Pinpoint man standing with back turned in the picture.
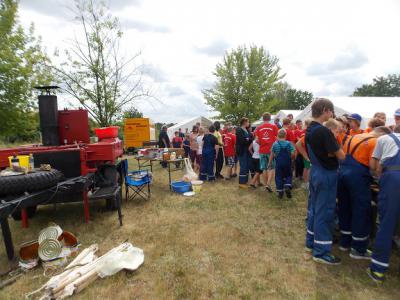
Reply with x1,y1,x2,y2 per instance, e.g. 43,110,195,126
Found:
305,98,345,264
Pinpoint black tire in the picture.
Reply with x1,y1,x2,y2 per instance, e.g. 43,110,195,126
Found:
0,169,63,196
11,206,37,221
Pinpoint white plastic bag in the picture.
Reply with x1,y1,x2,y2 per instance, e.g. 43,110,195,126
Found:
183,158,198,182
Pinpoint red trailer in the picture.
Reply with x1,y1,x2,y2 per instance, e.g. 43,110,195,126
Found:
0,86,126,262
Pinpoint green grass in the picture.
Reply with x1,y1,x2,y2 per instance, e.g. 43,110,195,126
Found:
0,156,399,299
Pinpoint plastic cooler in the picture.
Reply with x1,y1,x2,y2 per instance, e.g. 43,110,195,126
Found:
94,126,119,139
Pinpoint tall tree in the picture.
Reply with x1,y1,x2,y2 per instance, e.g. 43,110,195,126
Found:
203,45,284,124
55,0,150,127
352,74,400,96
285,88,313,110
123,106,143,119
0,0,53,141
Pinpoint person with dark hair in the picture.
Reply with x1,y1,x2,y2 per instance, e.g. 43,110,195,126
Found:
274,117,282,129
367,124,400,282
236,118,253,187
178,128,185,138
254,112,278,192
337,126,389,261
158,125,171,168
213,121,224,179
305,98,345,265
189,125,199,166
199,125,218,181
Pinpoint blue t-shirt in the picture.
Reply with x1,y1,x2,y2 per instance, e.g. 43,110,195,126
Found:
271,140,295,156
183,140,190,155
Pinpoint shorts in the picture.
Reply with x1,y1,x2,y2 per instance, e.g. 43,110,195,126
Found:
303,158,311,169
226,156,236,168
251,158,262,174
260,154,275,170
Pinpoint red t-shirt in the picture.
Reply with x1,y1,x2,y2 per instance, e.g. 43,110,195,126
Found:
285,128,296,143
223,133,236,157
294,129,305,141
254,123,278,154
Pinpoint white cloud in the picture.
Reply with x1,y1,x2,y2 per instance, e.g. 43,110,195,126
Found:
17,0,400,123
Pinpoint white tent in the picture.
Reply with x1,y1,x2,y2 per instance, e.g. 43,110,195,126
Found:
296,97,400,129
167,116,213,138
275,110,302,121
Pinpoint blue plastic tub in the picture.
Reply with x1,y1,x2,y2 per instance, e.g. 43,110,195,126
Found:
171,181,192,193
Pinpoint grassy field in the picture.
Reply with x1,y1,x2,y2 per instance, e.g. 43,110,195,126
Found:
0,156,399,299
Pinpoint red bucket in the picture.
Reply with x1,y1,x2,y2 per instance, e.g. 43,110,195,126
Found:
94,126,119,139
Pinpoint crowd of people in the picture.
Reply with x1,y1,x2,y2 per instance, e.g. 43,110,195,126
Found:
158,98,400,283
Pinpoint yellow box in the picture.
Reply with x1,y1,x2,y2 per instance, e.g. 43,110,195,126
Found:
8,155,30,169
123,118,155,149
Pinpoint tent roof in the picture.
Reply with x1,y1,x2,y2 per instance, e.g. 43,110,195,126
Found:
276,110,302,118
296,97,400,127
168,116,212,131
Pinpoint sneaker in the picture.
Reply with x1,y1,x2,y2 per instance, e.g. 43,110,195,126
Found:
313,254,341,265
216,174,224,179
285,189,292,198
265,185,273,193
366,268,385,283
338,246,350,252
350,248,372,260
249,184,257,189
278,191,284,199
231,173,238,178
238,184,248,189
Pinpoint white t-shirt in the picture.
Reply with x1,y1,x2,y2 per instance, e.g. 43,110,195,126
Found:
252,140,260,159
196,135,204,155
372,133,400,164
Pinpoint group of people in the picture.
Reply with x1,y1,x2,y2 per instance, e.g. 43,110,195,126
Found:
158,99,400,282
301,98,400,283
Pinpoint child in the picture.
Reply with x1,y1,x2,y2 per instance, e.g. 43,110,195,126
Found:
223,126,236,179
199,125,219,181
269,129,296,199
249,137,262,188
183,134,190,158
324,118,340,138
196,127,205,171
172,131,183,148
295,119,312,189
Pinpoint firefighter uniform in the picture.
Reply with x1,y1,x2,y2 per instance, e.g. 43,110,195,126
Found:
305,122,340,258
370,133,400,274
337,134,376,253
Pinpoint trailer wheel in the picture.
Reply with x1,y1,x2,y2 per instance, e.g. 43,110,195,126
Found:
11,206,37,221
0,169,63,196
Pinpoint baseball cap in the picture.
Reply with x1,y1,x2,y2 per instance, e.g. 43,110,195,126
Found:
394,108,400,117
347,113,362,122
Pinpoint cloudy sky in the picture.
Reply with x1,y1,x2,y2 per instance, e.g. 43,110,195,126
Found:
19,0,400,123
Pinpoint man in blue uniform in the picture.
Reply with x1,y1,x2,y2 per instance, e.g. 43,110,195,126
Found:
367,125,400,282
305,98,345,265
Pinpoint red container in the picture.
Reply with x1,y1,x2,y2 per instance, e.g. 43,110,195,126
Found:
94,126,119,139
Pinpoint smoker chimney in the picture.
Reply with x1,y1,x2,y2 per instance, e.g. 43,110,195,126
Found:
35,86,60,146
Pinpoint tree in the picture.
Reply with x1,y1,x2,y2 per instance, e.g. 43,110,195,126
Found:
203,45,285,124
123,106,143,119
285,88,313,110
55,0,150,127
352,74,400,96
0,0,53,141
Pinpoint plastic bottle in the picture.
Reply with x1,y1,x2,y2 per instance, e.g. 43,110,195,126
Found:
29,153,34,171
11,155,19,169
